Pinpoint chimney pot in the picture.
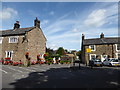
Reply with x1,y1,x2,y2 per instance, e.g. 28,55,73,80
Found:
82,34,85,40
14,21,20,29
100,33,104,38
34,17,40,28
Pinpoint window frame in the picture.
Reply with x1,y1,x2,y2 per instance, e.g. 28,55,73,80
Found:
90,54,96,60
116,53,120,59
9,36,19,43
5,51,13,60
89,45,96,51
116,44,120,51
0,37,3,44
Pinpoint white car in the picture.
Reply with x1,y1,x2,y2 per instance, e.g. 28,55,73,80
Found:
89,59,103,67
103,58,120,67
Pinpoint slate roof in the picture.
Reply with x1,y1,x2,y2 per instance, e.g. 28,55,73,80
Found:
83,37,120,45
0,27,35,37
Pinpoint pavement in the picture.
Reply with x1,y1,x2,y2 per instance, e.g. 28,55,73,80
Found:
1,63,120,89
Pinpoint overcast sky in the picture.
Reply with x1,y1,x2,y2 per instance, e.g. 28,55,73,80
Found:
0,2,118,51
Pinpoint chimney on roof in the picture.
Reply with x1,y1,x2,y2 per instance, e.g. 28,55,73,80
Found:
14,21,20,29
100,33,104,38
34,17,40,28
82,34,85,40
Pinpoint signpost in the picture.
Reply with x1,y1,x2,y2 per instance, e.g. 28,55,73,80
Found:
86,48,91,53
86,48,91,66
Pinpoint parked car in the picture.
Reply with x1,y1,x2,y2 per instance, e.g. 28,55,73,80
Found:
89,59,103,67
103,58,120,67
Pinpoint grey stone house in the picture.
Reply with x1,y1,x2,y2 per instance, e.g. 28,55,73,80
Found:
81,33,120,65
0,18,46,63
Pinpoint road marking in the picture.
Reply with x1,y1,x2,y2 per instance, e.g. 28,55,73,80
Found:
0,69,8,74
27,67,39,70
19,67,36,72
7,67,25,73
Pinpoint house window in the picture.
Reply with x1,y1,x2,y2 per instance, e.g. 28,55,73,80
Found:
9,36,18,43
0,37,3,44
5,51,13,60
116,53,120,60
90,54,96,60
89,45,96,51
116,44,120,51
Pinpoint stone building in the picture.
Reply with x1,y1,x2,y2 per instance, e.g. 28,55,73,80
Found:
81,33,120,65
0,18,46,63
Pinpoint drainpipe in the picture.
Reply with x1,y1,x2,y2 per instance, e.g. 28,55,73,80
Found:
112,44,114,58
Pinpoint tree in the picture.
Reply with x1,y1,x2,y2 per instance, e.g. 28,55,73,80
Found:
56,47,66,56
76,50,81,60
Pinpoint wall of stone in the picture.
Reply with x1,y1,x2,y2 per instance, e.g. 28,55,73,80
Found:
26,27,46,61
84,44,117,65
1,35,27,62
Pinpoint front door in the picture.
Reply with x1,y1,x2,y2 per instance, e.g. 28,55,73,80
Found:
101,55,107,62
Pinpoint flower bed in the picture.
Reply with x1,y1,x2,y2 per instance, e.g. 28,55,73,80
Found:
12,62,19,66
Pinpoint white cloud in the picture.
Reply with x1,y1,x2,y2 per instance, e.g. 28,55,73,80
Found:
84,9,106,27
44,3,118,50
41,20,49,27
0,8,18,20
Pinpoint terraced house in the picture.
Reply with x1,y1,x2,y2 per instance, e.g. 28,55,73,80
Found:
0,18,46,63
81,33,120,65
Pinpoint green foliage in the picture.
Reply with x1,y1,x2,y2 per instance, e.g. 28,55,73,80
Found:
56,47,66,56
76,50,81,60
60,60,71,64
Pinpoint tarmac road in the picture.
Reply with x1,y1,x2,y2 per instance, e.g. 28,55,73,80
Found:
1,63,120,89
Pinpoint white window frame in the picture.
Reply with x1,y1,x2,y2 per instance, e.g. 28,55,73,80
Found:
90,54,96,60
101,55,108,62
89,45,96,51
115,44,120,51
116,53,120,59
5,51,13,60
9,36,19,43
0,37,3,44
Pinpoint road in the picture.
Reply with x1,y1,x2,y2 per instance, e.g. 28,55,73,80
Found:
1,63,120,89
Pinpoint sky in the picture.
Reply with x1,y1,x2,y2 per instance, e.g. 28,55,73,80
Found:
0,2,118,51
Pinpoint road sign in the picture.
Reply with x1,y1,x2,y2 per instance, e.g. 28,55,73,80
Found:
86,48,91,53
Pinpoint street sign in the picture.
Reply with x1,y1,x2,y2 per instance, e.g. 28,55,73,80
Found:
86,48,91,53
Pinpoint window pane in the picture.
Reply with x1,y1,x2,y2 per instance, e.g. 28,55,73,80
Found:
117,44,120,50
91,55,96,60
118,54,120,60
90,45,95,50
10,37,18,43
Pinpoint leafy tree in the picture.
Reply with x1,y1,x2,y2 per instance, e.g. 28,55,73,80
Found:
76,50,81,60
56,47,66,56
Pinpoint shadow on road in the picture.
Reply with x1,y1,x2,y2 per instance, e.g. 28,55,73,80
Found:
5,65,120,89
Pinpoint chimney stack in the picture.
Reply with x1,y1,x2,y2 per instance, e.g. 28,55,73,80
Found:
100,33,104,38
14,21,20,29
34,17,40,28
82,34,85,40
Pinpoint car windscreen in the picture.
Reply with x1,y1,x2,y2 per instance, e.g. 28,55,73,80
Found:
94,59,101,62
111,59,118,62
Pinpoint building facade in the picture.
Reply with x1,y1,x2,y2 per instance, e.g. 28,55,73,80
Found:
0,18,46,63
81,33,120,65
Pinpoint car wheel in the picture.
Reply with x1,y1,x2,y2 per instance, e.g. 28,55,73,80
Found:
109,63,112,67
100,65,103,67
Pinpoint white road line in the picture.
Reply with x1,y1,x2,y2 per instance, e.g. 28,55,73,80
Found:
0,69,8,74
19,67,36,72
27,67,39,70
7,67,25,73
